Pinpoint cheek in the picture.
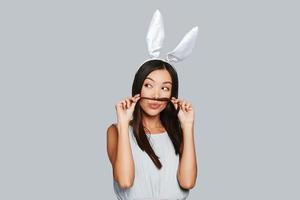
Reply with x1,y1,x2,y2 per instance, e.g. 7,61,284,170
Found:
140,89,149,97
139,100,147,109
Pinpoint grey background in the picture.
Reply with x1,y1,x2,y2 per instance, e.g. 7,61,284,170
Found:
0,0,299,199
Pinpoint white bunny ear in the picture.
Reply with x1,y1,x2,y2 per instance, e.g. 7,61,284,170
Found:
146,9,165,58
166,26,199,63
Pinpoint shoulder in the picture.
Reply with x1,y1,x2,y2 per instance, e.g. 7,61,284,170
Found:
106,123,118,165
107,123,133,138
107,123,118,145
107,123,118,135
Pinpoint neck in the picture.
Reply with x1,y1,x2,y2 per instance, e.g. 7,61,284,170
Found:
142,114,163,128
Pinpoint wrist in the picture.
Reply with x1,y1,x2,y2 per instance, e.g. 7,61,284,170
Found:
181,122,194,130
181,123,194,138
117,116,130,124
117,120,129,127
117,121,129,134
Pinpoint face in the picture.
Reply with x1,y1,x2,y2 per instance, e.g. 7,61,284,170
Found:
139,69,173,117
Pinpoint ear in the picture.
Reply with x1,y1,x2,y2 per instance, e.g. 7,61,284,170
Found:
166,26,199,63
146,9,165,58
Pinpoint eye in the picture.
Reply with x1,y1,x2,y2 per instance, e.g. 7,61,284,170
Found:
144,83,152,88
162,87,170,91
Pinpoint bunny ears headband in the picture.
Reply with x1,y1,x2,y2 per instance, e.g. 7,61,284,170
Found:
144,9,199,64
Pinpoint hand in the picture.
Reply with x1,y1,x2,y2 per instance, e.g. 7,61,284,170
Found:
171,97,195,127
115,94,141,124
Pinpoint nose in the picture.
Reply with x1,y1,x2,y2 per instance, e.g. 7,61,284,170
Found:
153,87,161,99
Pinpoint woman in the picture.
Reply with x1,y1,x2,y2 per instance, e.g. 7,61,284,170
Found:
107,59,197,200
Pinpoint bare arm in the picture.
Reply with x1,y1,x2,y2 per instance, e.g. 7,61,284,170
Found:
177,124,197,189
107,122,135,189
107,95,140,189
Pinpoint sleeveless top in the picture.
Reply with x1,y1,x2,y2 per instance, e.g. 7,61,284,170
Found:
113,126,190,200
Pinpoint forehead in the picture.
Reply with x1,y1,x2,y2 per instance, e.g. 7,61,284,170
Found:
145,69,172,82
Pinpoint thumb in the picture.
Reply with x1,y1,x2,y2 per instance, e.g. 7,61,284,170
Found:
129,97,140,111
130,101,137,109
171,99,178,110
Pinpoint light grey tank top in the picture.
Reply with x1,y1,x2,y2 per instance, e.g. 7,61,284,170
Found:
113,126,189,200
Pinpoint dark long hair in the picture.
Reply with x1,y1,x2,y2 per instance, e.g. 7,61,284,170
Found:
130,59,183,169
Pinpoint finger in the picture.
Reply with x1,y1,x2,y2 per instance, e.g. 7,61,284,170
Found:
133,97,141,104
186,104,191,112
185,104,189,112
185,104,190,112
130,93,140,100
171,97,179,103
124,100,129,110
115,102,122,111
125,98,131,109
178,100,188,112
130,98,138,107
177,99,185,108
120,101,126,110
129,96,139,108
131,95,141,103
180,101,187,112
171,97,178,101
174,99,180,104
182,101,189,112
132,94,140,99
175,101,181,111
186,103,192,110
180,103,185,112
172,97,181,103
170,99,178,110
176,99,183,107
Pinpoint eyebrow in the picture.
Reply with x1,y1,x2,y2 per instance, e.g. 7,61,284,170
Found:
145,77,172,85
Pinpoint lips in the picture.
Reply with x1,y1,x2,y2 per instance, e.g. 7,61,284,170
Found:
148,102,161,109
